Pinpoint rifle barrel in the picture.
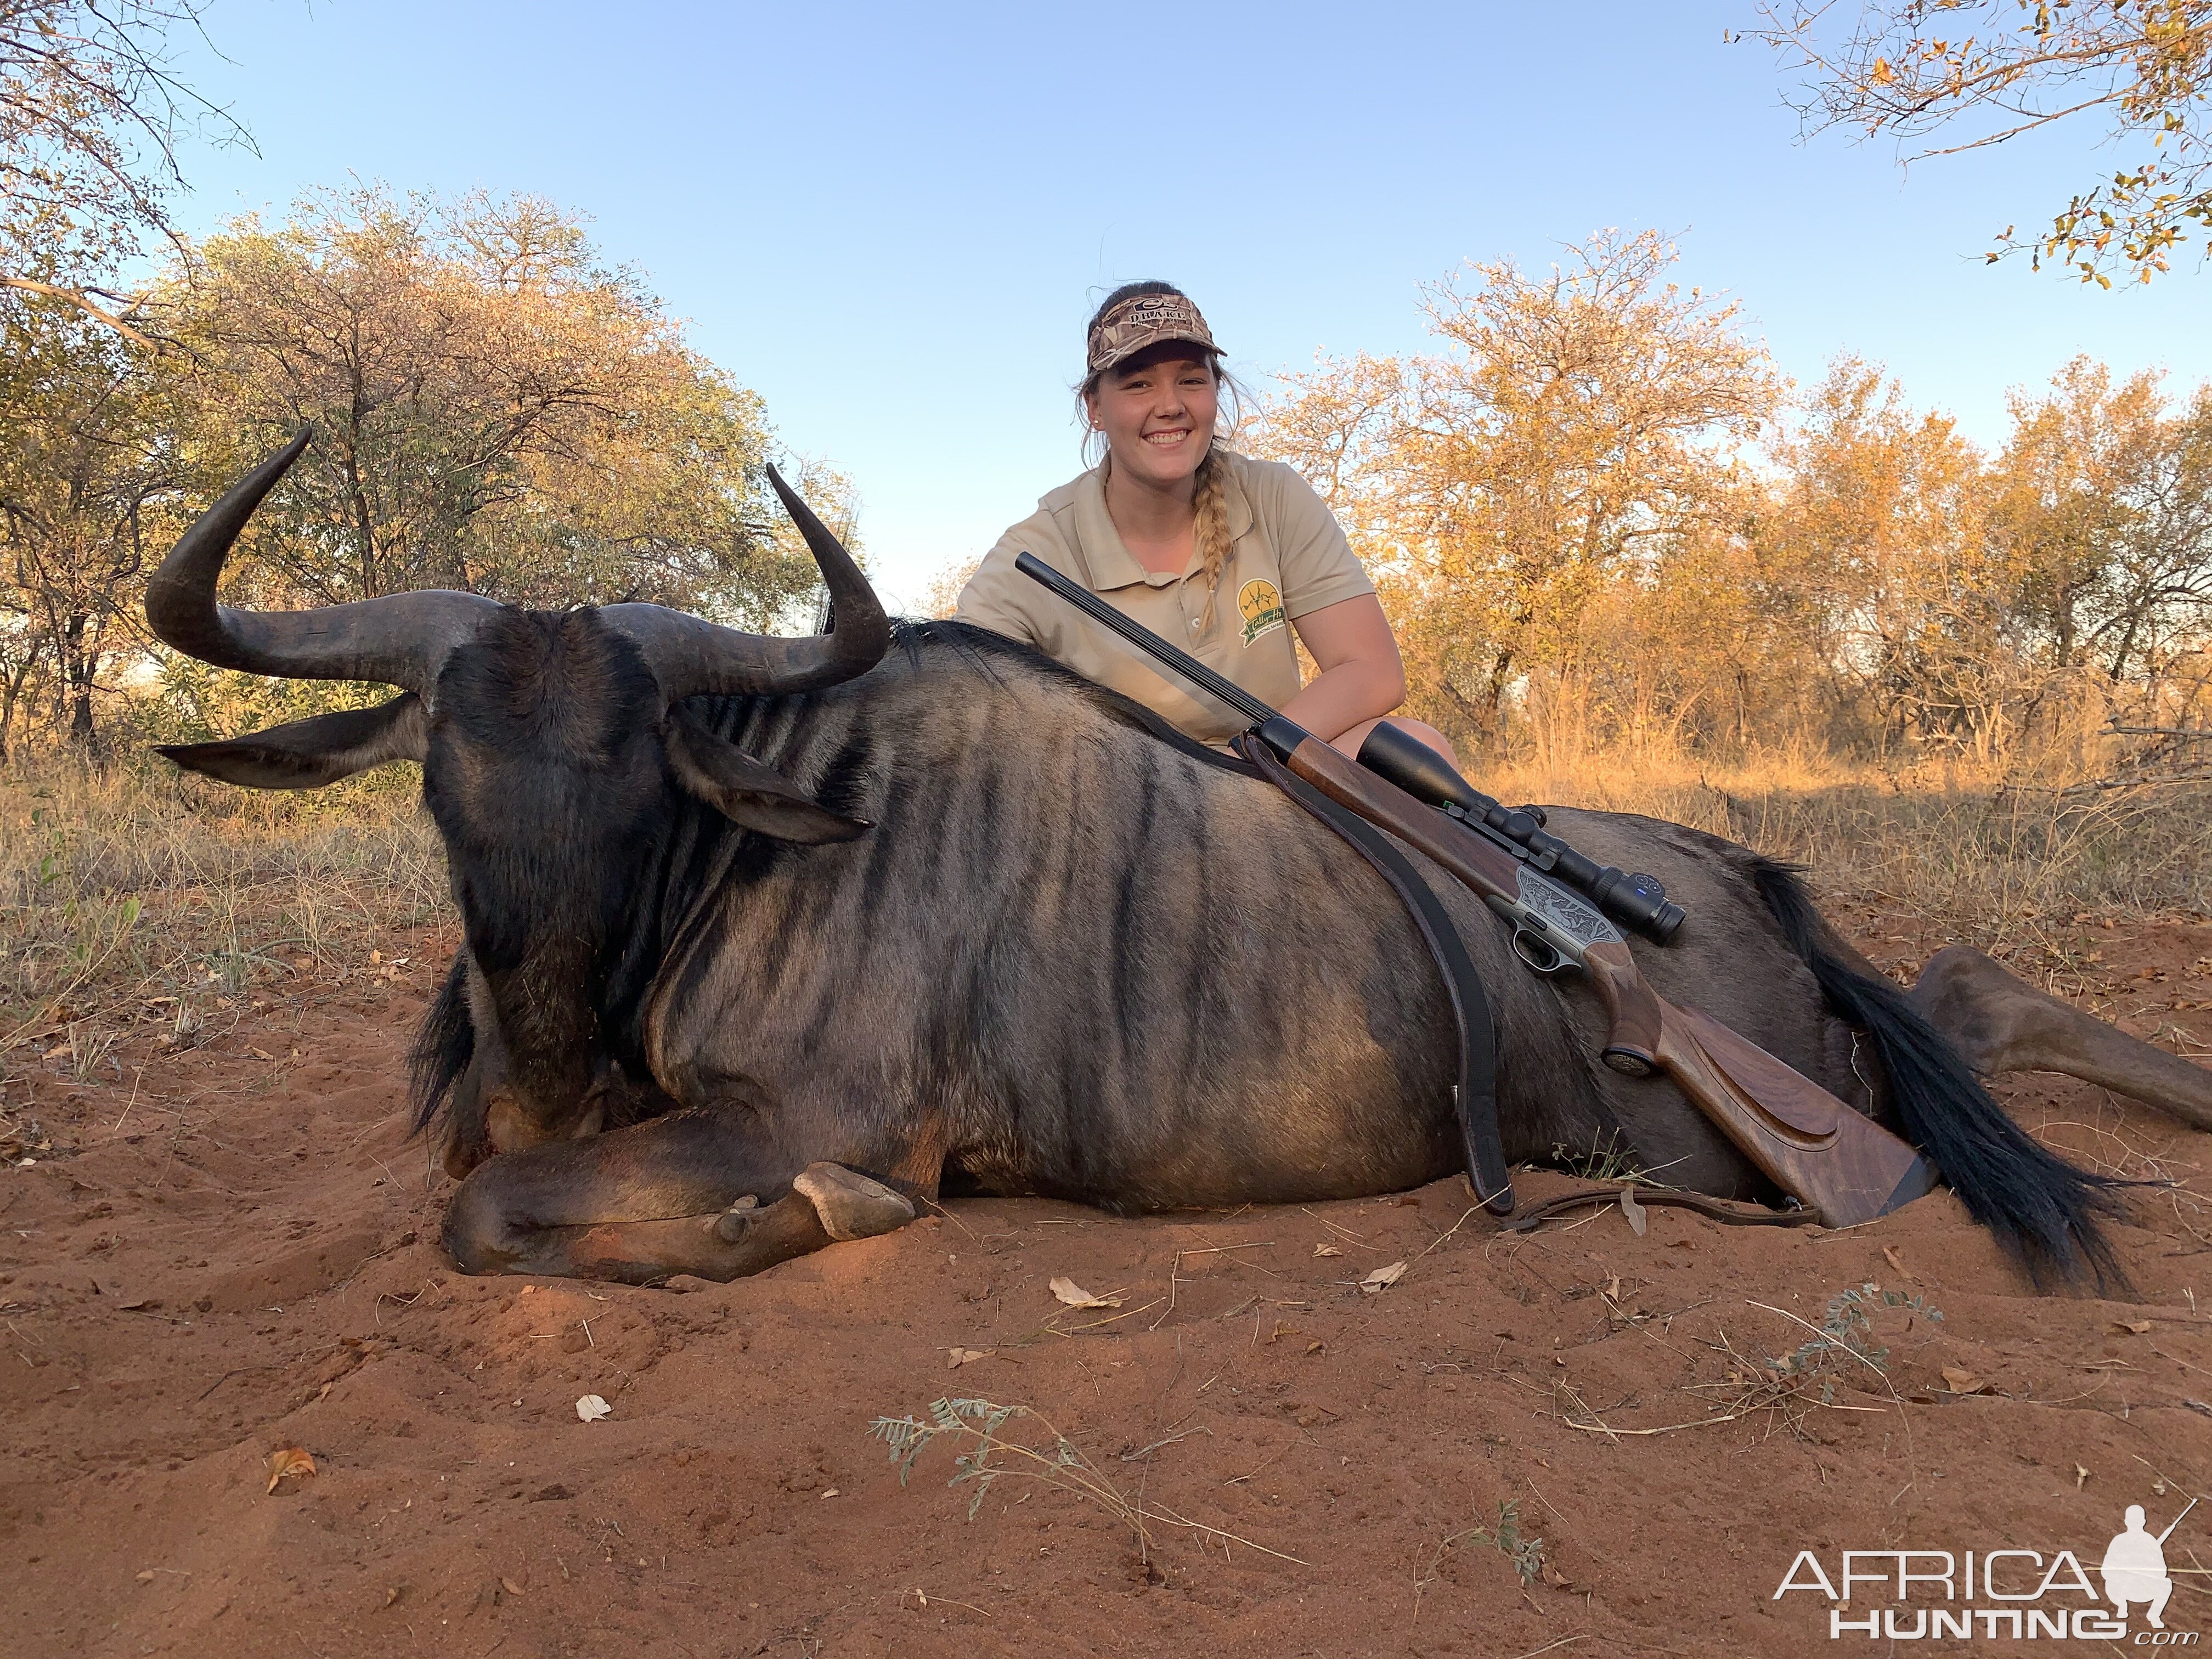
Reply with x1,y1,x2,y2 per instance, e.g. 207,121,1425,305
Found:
1013,551,1275,728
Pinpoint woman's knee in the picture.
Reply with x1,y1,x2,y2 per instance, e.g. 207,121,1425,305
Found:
1353,712,1460,770
1383,716,1460,771
1334,714,1463,772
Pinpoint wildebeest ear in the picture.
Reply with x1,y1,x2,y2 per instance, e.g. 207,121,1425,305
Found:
663,707,871,844
157,693,428,789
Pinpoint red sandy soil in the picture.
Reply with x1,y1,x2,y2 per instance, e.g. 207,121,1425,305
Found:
3,918,2209,1659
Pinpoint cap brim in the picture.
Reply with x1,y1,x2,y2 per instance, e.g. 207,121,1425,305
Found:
1092,331,1222,373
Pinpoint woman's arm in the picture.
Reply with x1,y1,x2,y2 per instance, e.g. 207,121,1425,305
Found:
1278,592,1408,742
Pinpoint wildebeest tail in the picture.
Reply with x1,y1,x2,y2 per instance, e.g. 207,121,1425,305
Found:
409,956,475,1135
1748,855,2125,1287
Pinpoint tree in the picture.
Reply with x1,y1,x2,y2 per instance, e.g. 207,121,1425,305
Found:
164,186,837,625
1250,229,1781,749
1751,0,2212,284
1,0,250,337
0,288,183,757
1760,358,2020,755
1991,357,2212,684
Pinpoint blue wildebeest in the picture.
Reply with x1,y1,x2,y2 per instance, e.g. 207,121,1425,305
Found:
149,438,2210,1287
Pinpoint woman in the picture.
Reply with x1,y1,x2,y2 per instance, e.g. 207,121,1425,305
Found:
956,280,1459,765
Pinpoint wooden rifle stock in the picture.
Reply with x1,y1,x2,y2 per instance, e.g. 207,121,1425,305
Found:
1271,729,1938,1228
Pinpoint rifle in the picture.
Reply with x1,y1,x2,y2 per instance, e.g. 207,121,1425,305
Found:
1016,551,1938,1228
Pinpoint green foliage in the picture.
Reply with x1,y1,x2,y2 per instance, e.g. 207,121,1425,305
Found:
869,1397,1091,1522
1440,1499,1548,1588
1765,1280,1945,1404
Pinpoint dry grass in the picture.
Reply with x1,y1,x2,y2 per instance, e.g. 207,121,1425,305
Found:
0,762,447,1062
1485,752,2211,943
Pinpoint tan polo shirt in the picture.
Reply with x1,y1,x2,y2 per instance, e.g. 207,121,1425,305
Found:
956,449,1374,743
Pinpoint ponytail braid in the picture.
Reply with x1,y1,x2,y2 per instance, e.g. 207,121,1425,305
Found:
1191,447,1233,637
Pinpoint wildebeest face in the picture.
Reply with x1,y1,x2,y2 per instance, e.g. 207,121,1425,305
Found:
144,430,890,1161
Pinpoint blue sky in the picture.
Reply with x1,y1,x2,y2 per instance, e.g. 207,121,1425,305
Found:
161,1,2210,612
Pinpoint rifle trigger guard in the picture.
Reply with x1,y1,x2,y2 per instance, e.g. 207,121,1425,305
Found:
1510,928,1565,975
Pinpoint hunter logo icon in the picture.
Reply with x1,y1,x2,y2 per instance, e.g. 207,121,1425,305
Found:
2104,1499,2192,1629
1238,577,1286,646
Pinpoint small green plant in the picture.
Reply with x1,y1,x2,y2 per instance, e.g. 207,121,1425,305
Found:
1475,1499,1547,1587
871,1397,1106,1524
1766,1282,1944,1404
1429,1499,1548,1589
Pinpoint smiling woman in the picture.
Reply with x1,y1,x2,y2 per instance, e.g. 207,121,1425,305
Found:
955,280,1460,764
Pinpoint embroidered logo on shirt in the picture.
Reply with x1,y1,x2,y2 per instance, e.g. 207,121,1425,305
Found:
1237,578,1286,646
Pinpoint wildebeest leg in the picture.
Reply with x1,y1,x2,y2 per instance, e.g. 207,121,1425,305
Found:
1910,944,2212,1131
441,1107,916,1284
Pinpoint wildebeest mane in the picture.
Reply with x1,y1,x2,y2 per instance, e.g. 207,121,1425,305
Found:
888,617,1256,774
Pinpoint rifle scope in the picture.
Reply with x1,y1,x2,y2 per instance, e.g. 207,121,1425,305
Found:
1356,721,1686,944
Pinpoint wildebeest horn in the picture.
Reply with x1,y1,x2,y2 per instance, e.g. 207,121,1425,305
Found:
145,428,499,693
601,462,892,703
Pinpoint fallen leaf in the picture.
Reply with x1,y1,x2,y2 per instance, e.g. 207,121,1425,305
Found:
820,1488,840,1499
135,1570,155,1583
1939,1365,1993,1395
1541,1561,1572,1590
264,1447,315,1494
1619,1187,1647,1237
1360,1261,1408,1294
1048,1277,1122,1310
500,1577,525,1597
575,1394,611,1423
1881,1245,1916,1283
946,1347,991,1369
2111,1318,2152,1335
1313,1244,1343,1258
2076,1462,2091,1489
1604,1273,1621,1301
246,1046,275,1062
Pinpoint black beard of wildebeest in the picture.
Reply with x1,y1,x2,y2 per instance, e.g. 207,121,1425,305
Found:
148,436,2212,1292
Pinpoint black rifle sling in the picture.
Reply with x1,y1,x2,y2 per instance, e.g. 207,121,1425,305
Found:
1234,735,1513,1214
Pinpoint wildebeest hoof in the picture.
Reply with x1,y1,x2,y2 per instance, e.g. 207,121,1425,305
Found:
793,1163,914,1242
709,1194,760,1242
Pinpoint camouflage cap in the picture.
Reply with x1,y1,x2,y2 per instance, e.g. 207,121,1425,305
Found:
1086,291,1220,375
